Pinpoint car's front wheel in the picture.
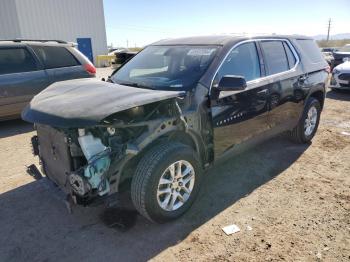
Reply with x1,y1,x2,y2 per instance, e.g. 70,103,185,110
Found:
131,142,202,223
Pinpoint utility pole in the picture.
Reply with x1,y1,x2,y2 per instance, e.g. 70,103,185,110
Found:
126,39,129,48
327,18,331,42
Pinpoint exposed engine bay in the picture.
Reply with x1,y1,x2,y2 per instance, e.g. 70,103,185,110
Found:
29,95,208,206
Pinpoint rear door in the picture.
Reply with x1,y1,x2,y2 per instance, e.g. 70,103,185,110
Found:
30,45,89,83
210,41,271,156
258,40,304,130
0,46,48,119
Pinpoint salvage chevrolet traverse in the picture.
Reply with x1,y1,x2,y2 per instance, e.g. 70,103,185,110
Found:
23,35,328,223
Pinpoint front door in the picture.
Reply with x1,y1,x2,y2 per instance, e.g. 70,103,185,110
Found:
210,41,271,157
77,38,93,63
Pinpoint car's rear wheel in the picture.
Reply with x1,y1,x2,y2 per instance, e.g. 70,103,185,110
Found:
289,97,321,143
131,142,202,223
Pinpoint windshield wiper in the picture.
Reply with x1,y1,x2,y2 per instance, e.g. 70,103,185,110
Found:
118,81,155,90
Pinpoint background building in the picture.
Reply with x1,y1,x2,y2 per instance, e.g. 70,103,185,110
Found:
0,0,108,65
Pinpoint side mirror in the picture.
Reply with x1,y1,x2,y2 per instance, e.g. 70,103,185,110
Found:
217,75,247,91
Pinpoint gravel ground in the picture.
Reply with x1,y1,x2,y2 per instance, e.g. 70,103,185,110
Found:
0,71,349,261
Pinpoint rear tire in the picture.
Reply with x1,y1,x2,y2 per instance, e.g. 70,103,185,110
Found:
131,142,202,223
289,98,321,144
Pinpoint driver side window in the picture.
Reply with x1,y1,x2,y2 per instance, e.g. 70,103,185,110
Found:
215,42,261,83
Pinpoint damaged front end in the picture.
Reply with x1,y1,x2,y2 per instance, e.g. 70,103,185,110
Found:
28,99,191,206
22,79,208,207
32,123,122,205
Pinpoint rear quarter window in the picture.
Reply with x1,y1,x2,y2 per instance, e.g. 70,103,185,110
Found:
283,42,297,68
31,46,80,69
296,39,324,63
0,48,38,75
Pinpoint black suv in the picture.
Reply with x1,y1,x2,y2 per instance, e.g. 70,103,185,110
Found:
23,35,328,223
0,40,96,120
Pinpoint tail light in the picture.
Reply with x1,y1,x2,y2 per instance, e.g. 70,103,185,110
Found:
84,63,96,76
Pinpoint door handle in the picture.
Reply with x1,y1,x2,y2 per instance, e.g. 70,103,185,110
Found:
257,89,268,95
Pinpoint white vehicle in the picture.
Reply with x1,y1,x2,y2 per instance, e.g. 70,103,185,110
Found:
108,48,129,56
330,58,350,90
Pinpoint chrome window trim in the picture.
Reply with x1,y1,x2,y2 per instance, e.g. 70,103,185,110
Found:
210,38,300,95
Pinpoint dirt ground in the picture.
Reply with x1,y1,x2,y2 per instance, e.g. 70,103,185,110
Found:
0,75,349,261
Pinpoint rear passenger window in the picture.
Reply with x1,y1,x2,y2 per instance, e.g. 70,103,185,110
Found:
296,39,324,63
31,46,80,69
283,42,296,68
261,41,289,75
216,42,261,82
0,48,38,75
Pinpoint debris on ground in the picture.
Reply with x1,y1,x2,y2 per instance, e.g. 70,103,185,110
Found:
222,224,240,235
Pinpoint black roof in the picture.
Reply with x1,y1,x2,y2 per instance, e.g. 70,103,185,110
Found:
151,34,313,46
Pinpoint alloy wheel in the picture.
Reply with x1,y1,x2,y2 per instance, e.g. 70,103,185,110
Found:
156,160,195,211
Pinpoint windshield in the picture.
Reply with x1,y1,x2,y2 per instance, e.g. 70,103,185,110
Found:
339,45,350,52
111,45,219,90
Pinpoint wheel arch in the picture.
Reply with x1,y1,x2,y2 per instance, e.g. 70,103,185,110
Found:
308,89,325,110
117,130,206,191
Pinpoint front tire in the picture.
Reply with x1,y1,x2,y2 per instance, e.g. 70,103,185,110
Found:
131,142,202,223
289,97,321,143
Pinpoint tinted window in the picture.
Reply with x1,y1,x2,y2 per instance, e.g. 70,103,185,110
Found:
296,39,324,63
261,41,289,75
31,46,79,69
0,48,38,75
283,42,296,68
216,42,261,82
111,45,218,90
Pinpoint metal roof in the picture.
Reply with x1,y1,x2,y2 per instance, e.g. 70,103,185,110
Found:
150,34,313,46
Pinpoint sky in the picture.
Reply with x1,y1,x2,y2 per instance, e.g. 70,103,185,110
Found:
103,0,350,48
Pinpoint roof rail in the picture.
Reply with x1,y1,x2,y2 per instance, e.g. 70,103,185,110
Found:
0,39,68,44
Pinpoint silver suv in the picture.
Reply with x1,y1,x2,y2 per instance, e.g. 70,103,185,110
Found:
0,39,96,120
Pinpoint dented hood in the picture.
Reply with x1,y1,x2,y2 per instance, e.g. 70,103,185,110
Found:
22,78,184,127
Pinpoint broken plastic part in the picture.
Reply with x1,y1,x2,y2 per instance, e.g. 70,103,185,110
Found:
75,132,112,196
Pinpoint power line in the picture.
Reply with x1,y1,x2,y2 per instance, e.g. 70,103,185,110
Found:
327,18,331,41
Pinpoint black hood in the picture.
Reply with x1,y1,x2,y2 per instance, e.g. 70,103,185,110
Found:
22,78,184,128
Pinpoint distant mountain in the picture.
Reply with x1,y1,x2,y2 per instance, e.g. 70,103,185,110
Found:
312,33,350,40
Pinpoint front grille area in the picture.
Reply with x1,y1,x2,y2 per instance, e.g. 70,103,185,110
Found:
338,73,350,81
37,124,73,191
